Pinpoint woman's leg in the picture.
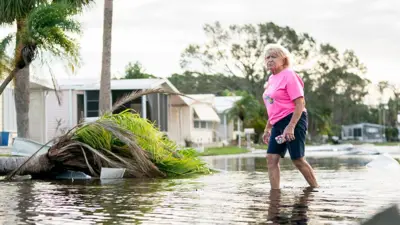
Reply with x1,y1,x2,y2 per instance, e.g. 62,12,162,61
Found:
288,113,318,188
267,127,286,189
292,158,318,188
267,154,281,189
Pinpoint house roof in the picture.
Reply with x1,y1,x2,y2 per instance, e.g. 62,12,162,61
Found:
30,76,54,90
0,76,54,90
182,94,215,105
56,78,179,93
214,96,242,113
171,94,217,106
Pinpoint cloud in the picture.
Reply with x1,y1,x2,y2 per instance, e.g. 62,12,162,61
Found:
366,1,400,12
1,0,400,84
308,11,343,20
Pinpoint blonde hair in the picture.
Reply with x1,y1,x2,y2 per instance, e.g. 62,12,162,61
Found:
265,43,293,68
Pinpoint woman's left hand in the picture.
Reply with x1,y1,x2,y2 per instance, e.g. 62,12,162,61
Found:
283,124,295,142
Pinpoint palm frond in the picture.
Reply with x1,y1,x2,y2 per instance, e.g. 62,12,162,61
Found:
45,61,62,105
0,0,46,24
49,115,165,178
92,120,163,177
111,88,192,113
52,0,96,11
0,34,13,55
25,2,81,65
0,34,14,78
55,110,210,177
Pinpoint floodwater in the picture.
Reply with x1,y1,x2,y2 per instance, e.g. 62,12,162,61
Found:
0,155,399,225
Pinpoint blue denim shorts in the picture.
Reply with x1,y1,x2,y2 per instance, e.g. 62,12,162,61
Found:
267,111,308,160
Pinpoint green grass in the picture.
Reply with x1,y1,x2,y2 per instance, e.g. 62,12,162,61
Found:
373,142,400,146
199,147,249,156
252,144,268,149
341,140,400,146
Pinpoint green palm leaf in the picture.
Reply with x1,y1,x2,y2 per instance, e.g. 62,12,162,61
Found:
25,2,81,64
0,0,43,24
0,34,14,78
72,110,211,177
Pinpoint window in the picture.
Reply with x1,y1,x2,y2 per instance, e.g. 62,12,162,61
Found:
194,120,213,129
354,128,362,137
366,127,378,133
77,94,84,123
86,90,99,117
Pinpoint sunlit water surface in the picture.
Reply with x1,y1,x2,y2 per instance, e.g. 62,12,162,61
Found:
0,155,399,224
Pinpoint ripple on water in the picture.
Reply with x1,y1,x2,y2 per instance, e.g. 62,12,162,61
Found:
0,156,399,224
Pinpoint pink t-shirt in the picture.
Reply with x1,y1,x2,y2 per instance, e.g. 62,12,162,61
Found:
263,68,305,125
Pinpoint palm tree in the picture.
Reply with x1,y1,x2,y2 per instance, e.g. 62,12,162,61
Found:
227,92,267,143
99,0,113,114
0,0,94,138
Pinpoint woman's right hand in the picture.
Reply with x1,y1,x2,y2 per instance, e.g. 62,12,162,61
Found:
262,130,271,145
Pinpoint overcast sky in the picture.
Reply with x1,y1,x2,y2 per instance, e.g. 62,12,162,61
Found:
1,0,399,85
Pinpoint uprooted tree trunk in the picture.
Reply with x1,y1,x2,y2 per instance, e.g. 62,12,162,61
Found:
0,142,166,179
0,155,53,177
49,138,166,178
0,150,164,179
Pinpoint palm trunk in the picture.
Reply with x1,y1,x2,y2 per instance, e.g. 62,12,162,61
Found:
0,155,53,176
14,19,30,138
0,68,18,96
99,0,113,114
14,67,30,138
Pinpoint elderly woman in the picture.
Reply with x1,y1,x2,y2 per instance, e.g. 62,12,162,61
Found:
262,43,318,190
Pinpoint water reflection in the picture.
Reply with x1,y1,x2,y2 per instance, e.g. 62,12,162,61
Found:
205,156,374,172
0,178,176,224
267,187,314,224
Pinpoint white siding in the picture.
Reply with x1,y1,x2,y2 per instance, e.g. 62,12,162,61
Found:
2,88,17,132
191,129,215,144
168,105,191,146
46,90,70,142
183,106,192,142
168,106,180,144
29,90,46,143
45,89,82,142
217,113,235,142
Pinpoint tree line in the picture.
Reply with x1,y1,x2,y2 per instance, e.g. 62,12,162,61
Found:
121,22,399,142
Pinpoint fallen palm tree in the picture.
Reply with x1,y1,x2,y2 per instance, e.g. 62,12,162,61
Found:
0,89,211,180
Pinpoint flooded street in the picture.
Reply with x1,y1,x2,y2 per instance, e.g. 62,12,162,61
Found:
0,155,399,224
